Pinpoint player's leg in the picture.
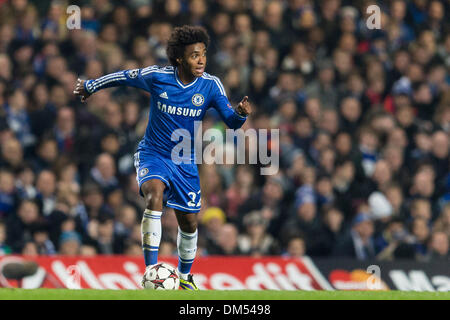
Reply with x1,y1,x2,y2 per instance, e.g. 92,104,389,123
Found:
140,179,166,267
174,209,199,290
164,161,201,289
175,210,198,275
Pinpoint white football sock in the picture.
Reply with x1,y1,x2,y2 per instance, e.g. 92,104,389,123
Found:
177,227,198,280
141,209,162,266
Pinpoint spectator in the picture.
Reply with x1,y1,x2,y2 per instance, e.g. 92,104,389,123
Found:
225,165,255,221
80,183,112,221
409,127,432,165
427,230,449,261
304,59,338,109
115,205,138,238
339,96,362,135
105,187,124,216
263,0,291,53
123,239,142,256
0,169,17,218
410,217,431,260
433,204,450,237
306,205,345,257
332,159,357,219
282,182,325,256
207,223,242,255
80,244,98,256
318,148,336,176
370,159,393,195
334,132,353,162
199,164,225,209
123,173,145,213
238,174,289,236
97,214,125,254
375,218,416,260
283,234,306,258
0,137,24,172
409,167,436,201
159,240,176,257
315,174,334,210
200,206,226,254
333,211,376,260
383,183,407,218
354,126,379,179
292,116,313,153
319,109,340,137
53,106,76,155
59,231,82,256
430,131,449,179
4,88,36,150
6,199,42,253
28,83,57,139
22,241,39,256
382,144,408,186
55,159,80,195
88,153,119,194
32,137,59,172
237,210,280,256
409,198,432,222
0,221,11,255
31,222,56,255
35,170,57,216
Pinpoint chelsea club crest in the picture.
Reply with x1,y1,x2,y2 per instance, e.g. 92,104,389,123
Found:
139,168,149,177
192,93,204,107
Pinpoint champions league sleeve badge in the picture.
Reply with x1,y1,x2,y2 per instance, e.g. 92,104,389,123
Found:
128,69,139,78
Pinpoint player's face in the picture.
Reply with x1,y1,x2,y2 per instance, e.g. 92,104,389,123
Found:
182,42,207,78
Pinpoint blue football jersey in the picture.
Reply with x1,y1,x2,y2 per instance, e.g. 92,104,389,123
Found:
84,65,247,162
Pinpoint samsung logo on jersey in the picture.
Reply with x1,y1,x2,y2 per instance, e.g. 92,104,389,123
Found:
157,101,202,117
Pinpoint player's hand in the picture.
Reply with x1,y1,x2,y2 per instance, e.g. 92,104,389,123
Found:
236,96,252,116
73,78,91,102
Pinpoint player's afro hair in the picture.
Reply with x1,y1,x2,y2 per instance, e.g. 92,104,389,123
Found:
166,25,210,66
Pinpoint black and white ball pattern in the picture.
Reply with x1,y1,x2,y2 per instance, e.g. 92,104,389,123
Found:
142,263,180,290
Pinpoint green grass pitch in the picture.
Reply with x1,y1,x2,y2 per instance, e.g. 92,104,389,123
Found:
0,289,449,300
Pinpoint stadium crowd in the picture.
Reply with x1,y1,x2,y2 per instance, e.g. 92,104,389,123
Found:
0,0,449,262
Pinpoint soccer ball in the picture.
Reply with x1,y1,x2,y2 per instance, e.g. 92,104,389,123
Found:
142,263,180,290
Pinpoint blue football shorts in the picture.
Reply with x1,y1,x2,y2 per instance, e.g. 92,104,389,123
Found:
133,150,201,213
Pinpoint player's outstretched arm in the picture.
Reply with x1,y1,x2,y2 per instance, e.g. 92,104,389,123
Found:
73,68,154,102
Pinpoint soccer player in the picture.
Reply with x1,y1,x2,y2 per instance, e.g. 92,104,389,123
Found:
73,25,252,290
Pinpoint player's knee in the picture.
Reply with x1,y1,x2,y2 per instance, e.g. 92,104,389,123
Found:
179,219,197,234
145,191,163,209
143,183,165,210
